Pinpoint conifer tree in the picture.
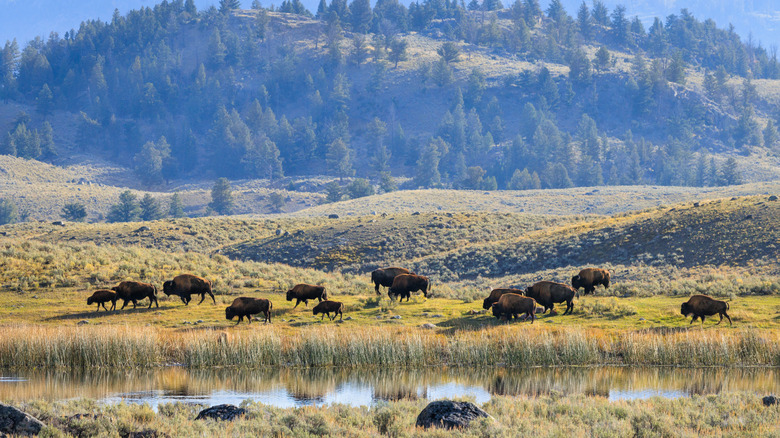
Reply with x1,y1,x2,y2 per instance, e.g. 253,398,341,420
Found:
169,193,185,218
107,191,141,223
209,178,234,215
140,194,163,221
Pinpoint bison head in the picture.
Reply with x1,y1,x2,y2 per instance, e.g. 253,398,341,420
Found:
482,298,493,310
87,297,94,305
320,288,328,300
162,280,174,296
571,275,582,289
491,303,503,319
681,302,691,316
225,306,236,320
312,307,320,316
286,290,295,301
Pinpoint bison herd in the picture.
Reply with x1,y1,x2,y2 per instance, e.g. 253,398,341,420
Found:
84,266,733,327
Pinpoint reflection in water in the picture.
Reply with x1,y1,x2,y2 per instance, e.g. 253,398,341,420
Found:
0,367,778,408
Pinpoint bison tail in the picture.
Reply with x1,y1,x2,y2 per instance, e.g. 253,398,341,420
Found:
152,285,158,296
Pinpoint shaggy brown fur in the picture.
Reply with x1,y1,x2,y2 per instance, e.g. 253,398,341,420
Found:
163,274,215,305
313,300,345,321
571,268,611,295
482,288,524,310
681,295,732,325
225,297,272,324
388,274,430,302
491,293,537,323
87,289,117,312
371,267,411,295
112,281,158,309
525,281,577,315
286,284,327,308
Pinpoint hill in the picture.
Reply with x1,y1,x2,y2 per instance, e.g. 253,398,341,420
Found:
1,1,779,205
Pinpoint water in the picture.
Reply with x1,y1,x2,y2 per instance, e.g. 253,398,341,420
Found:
0,367,777,408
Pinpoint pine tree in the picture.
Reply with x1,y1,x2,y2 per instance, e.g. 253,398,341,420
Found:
209,177,234,215
39,121,56,157
415,137,443,187
317,0,328,17
349,0,373,33
379,171,397,193
140,194,163,221
719,157,743,186
36,84,53,116
134,137,171,185
107,191,141,223
62,202,87,222
346,178,374,198
509,168,541,190
169,193,185,218
325,181,342,202
763,120,779,149
219,0,241,14
576,1,591,39
594,46,611,72
326,138,354,180
0,198,17,225
388,38,408,68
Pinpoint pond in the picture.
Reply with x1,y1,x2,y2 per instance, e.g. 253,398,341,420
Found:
1,367,777,408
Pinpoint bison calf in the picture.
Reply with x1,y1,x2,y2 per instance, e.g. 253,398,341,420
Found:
87,289,117,312
525,281,576,315
313,300,344,321
491,293,537,323
482,288,524,310
226,297,272,324
388,274,430,302
112,281,158,309
681,295,732,326
371,267,411,295
286,284,327,308
571,268,611,295
163,274,215,305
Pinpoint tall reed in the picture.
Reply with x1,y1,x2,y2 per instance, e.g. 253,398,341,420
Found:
0,325,778,369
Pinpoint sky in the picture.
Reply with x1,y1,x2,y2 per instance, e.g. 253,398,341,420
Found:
1,1,778,50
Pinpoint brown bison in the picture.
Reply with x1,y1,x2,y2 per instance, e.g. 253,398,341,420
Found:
571,268,611,295
524,281,577,315
225,297,272,324
371,267,411,295
482,288,524,310
163,274,215,305
681,295,732,325
388,274,430,302
112,281,158,309
491,293,537,323
286,284,328,308
313,300,344,321
87,289,117,312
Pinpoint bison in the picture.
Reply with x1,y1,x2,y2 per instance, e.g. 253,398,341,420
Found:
524,281,577,315
112,281,158,309
482,288,524,310
388,274,430,302
87,289,117,312
286,284,327,308
313,300,344,321
571,268,611,295
371,267,411,295
681,295,732,325
491,293,537,323
163,274,215,305
225,297,272,324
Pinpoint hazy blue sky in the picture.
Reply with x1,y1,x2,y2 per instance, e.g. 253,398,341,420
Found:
1,1,778,49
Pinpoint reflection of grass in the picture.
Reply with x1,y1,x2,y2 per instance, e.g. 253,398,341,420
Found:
17,391,780,437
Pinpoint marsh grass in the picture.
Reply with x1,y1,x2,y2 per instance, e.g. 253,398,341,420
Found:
2,325,779,369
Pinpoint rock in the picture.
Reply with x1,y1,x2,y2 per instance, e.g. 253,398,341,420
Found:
134,226,150,233
763,395,778,406
431,314,443,318
420,323,436,329
412,211,421,216
344,316,353,320
415,400,491,430
123,429,169,438
693,202,700,207
196,320,204,324
51,220,66,226
275,229,283,236
769,195,778,201
639,318,646,321
328,214,340,219
0,403,45,436
390,315,402,320
195,404,247,421
77,320,89,325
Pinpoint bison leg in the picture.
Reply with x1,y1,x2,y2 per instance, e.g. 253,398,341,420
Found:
375,282,381,295
110,300,116,311
198,293,206,305
180,296,188,305
236,315,243,325
690,315,697,324
321,312,326,320
293,299,301,309
120,299,130,310
132,299,138,309
723,312,732,326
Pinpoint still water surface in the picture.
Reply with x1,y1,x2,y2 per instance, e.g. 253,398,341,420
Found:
1,367,777,408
